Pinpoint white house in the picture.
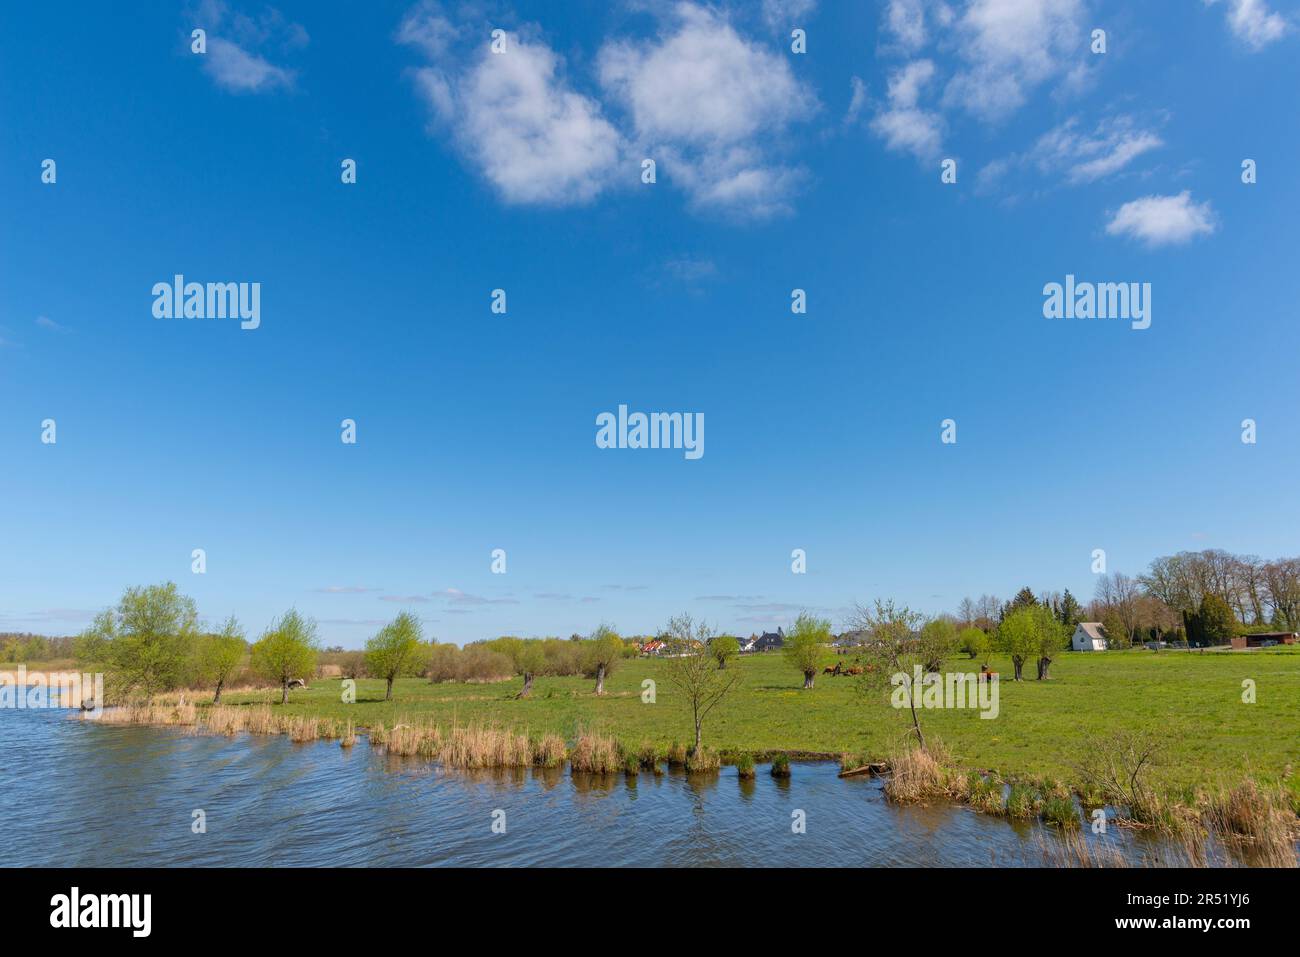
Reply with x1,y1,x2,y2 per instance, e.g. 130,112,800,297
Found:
1071,622,1108,651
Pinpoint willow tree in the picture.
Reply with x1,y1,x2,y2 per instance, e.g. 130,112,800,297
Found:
251,610,320,704
584,624,623,695
364,611,426,701
195,615,247,704
78,582,201,699
783,612,831,688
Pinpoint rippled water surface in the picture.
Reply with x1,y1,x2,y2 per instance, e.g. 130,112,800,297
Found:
0,706,1245,867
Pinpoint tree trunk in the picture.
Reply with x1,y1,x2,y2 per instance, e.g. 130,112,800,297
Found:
1012,656,1024,681
281,681,289,705
718,658,726,669
803,670,815,689
908,684,926,750
213,679,223,705
694,719,702,753
595,663,606,695
519,671,534,698
385,676,394,701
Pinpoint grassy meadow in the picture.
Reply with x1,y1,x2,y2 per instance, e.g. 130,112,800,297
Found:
207,647,1300,795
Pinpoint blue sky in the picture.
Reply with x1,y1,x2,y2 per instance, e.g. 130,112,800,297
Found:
2,0,1298,646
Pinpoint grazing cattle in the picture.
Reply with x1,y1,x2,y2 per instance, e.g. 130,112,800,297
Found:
287,678,309,690
978,666,999,684
844,665,864,676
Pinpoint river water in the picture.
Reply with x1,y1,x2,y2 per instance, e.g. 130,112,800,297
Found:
1,706,1277,867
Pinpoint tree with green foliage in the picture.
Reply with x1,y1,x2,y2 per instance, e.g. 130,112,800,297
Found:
1035,610,1068,679
584,624,623,695
78,583,201,698
661,614,740,753
194,615,246,704
710,634,740,670
1197,594,1238,647
251,609,320,704
515,641,546,698
957,626,989,661
365,611,426,701
918,616,958,671
1058,589,1083,630
783,612,831,688
997,605,1055,681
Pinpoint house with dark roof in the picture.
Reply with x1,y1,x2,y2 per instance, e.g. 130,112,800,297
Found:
752,628,785,652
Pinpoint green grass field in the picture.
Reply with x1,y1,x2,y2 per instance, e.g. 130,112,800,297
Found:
211,647,1300,795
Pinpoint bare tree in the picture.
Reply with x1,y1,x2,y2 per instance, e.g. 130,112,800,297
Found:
661,614,740,753
848,599,930,749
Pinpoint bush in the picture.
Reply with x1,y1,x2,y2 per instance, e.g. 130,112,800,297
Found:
426,644,462,683
770,753,791,778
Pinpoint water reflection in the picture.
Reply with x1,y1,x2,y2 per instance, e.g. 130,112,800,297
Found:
2,709,1292,868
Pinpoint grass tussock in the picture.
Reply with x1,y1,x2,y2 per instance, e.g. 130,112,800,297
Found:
637,744,660,772
684,746,720,774
340,720,356,748
965,771,1004,815
1036,828,1129,868
735,753,756,779
883,744,957,805
1203,780,1298,867
770,753,792,779
569,731,621,774
532,733,567,769
666,741,688,767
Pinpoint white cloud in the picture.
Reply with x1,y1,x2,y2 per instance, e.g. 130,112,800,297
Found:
401,10,622,206
870,59,945,160
35,315,68,332
598,3,817,217
1206,0,1290,50
761,0,817,30
884,0,930,52
439,588,519,606
943,0,1087,120
1032,115,1164,184
205,38,294,92
1105,191,1216,247
193,1,303,94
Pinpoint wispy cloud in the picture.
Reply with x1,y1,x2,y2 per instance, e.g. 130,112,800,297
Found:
35,316,68,333
1205,0,1290,51
192,0,305,94
379,594,431,603
439,587,519,606
312,585,381,594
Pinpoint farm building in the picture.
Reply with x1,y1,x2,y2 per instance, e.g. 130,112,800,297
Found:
1230,632,1298,650
1071,622,1108,651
